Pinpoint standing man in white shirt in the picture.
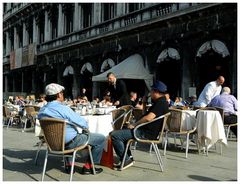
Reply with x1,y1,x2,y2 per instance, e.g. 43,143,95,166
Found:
195,76,225,107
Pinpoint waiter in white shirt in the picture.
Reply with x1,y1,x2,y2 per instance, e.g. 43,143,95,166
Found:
195,76,225,107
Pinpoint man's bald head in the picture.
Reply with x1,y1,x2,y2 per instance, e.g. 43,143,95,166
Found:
216,76,225,86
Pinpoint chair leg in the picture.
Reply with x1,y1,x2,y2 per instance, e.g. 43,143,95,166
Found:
196,135,200,154
173,134,177,147
180,137,184,150
185,133,189,159
120,140,132,171
69,151,76,181
152,143,163,172
34,141,44,165
22,118,28,132
7,117,13,129
149,144,153,154
226,126,231,140
41,150,48,181
88,145,96,175
131,141,137,150
163,133,168,156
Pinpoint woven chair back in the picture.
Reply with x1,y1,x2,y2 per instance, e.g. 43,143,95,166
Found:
132,108,143,121
119,105,133,123
25,106,36,116
39,118,66,152
166,109,183,132
111,108,126,130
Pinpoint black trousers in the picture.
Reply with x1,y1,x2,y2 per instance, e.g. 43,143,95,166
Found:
224,114,237,136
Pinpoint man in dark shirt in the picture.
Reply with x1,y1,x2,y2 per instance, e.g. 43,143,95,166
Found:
130,91,143,109
107,72,131,107
111,80,169,170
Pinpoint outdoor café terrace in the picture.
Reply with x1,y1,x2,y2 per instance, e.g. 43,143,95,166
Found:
2,124,238,182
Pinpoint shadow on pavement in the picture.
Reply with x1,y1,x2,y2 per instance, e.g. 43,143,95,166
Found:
188,175,219,181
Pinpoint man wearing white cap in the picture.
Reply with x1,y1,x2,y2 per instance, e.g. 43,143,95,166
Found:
38,83,105,175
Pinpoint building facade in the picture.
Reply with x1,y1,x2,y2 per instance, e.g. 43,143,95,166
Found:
3,3,237,100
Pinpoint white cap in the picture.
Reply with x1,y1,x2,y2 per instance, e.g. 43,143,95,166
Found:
45,83,65,96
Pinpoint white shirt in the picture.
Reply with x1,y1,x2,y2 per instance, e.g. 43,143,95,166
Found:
196,81,222,107
63,65,74,77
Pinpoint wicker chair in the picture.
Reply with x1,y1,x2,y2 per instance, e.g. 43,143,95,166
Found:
31,105,41,112
3,105,20,129
39,118,95,181
111,108,126,130
22,105,39,131
132,108,143,122
119,112,171,171
118,105,134,124
224,121,237,140
163,109,197,158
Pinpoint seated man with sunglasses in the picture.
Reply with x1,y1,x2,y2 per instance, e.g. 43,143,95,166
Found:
38,83,105,175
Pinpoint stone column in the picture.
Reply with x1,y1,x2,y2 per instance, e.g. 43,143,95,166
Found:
44,10,50,42
116,3,124,16
79,5,83,29
6,31,11,55
22,22,28,46
58,4,64,37
124,3,129,14
7,3,11,11
33,16,38,43
93,3,101,25
73,3,80,31
14,27,18,50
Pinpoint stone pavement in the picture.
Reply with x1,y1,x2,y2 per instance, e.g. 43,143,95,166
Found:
2,126,238,182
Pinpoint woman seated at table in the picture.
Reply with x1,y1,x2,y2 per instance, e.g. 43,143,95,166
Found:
36,94,47,107
74,96,89,105
174,97,186,107
100,95,113,106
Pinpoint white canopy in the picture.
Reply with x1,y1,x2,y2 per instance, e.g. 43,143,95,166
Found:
92,54,153,90
80,62,93,74
157,47,180,63
100,58,115,72
197,40,230,58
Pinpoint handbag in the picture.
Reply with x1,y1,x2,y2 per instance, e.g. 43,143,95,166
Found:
100,136,114,169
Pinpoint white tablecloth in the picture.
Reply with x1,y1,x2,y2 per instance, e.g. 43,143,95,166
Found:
196,110,227,149
81,114,113,137
81,114,113,151
181,110,197,131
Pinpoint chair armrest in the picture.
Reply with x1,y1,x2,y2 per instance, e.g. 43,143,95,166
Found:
133,112,171,142
111,112,126,125
67,122,91,146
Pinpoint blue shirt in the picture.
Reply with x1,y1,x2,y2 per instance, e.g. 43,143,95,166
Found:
209,93,238,115
38,101,88,143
